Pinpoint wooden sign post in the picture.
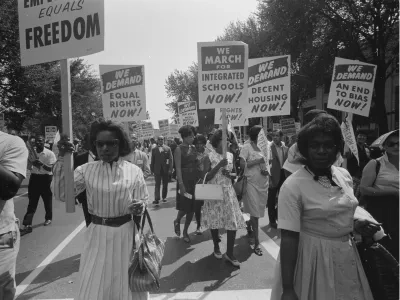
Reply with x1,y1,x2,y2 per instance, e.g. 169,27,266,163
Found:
221,109,228,158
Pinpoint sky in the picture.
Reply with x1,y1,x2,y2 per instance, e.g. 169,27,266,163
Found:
85,0,258,128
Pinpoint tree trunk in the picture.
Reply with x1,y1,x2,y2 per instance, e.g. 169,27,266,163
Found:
374,64,389,134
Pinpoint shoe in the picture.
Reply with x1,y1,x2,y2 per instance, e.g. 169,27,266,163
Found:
269,222,278,229
224,253,240,267
162,198,167,203
213,249,222,259
183,233,191,243
173,220,181,237
20,226,32,235
195,228,202,235
153,200,160,206
44,220,52,226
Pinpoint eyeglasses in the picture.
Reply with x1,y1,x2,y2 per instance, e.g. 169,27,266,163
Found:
308,142,337,151
387,141,399,147
94,139,119,148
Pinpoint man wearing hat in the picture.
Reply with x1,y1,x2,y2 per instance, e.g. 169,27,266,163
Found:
150,136,173,205
124,134,151,179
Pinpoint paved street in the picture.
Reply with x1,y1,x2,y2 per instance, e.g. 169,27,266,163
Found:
14,174,281,300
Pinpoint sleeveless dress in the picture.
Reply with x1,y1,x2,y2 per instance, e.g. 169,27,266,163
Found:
176,144,200,213
201,151,246,230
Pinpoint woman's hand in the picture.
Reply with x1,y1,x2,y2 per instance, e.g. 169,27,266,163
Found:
354,219,381,237
281,288,299,300
128,200,146,216
261,169,269,176
179,182,187,196
57,135,75,157
221,169,232,178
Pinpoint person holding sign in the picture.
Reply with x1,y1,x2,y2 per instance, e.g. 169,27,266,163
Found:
201,130,246,267
271,114,376,300
239,126,269,256
173,126,198,243
52,121,149,300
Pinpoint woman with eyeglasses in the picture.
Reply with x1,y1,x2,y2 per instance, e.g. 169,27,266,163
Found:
200,129,246,267
360,129,399,260
271,114,376,300
51,121,149,300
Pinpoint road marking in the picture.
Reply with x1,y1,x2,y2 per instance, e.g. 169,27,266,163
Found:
14,192,28,199
36,289,272,300
260,232,280,260
16,221,86,298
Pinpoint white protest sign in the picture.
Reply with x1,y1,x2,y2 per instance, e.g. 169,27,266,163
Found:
45,126,57,143
18,0,104,66
214,107,248,126
198,41,248,109
280,118,296,137
273,123,282,131
138,122,154,140
328,58,377,117
169,124,180,138
257,128,271,173
341,117,359,165
100,65,146,122
158,119,169,137
247,55,291,117
178,101,199,126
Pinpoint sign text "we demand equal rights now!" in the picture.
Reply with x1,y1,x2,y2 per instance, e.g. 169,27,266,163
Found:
100,65,147,123
198,41,248,109
18,0,104,66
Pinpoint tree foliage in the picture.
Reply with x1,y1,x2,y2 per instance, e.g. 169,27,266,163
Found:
0,0,103,136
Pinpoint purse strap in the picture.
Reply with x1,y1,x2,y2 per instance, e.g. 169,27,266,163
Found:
202,172,208,184
140,209,155,235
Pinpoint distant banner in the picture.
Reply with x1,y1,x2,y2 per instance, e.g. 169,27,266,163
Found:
100,65,146,122
328,58,376,117
158,119,169,137
169,124,180,138
178,101,199,126
138,121,154,140
280,118,296,136
247,55,291,117
214,108,248,126
45,126,57,143
198,41,248,109
273,123,282,131
341,117,359,165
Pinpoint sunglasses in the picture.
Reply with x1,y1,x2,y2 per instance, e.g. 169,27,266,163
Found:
94,139,119,148
387,141,399,147
308,142,337,151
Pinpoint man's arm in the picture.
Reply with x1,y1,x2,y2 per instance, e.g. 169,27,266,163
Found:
0,168,24,200
141,153,151,179
168,147,173,173
150,148,155,173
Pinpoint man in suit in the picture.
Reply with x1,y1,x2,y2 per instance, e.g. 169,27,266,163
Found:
151,136,173,205
267,129,288,228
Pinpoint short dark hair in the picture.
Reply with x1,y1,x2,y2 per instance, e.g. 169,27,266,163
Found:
356,131,367,137
90,120,131,157
249,125,262,141
210,129,223,148
35,134,45,140
178,125,196,139
194,134,207,145
303,109,327,125
272,130,283,137
297,114,343,160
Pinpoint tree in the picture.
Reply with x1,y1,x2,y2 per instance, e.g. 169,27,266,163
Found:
258,0,399,133
165,63,215,133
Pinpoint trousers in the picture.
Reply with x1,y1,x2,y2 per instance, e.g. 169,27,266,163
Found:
267,169,286,224
23,174,53,226
154,168,169,200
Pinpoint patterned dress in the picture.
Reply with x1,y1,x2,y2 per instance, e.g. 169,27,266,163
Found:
201,151,246,230
52,158,149,300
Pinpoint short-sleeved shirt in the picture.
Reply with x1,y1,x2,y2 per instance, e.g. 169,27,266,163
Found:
0,132,28,234
278,166,357,239
31,147,57,175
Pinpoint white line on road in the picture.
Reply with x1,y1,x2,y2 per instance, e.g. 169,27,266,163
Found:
260,233,280,260
14,192,28,199
16,221,86,298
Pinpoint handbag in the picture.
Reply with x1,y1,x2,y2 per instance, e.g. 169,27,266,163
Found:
128,209,165,292
233,163,247,201
356,238,399,300
195,173,224,201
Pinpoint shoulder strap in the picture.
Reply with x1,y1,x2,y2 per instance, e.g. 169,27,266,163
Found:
372,159,381,186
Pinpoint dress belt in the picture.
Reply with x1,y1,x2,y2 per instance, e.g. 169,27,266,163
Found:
302,231,350,242
91,214,133,227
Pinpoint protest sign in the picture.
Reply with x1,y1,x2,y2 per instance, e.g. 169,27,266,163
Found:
138,122,154,140
328,58,377,117
247,55,291,117
0,114,5,132
100,65,146,122
273,123,282,131
214,107,248,126
17,0,104,66
158,119,169,137
45,126,57,143
169,124,180,138
341,117,359,165
198,41,248,109
257,128,271,173
280,118,296,136
178,101,199,126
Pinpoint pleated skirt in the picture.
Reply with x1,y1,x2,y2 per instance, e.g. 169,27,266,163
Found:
76,221,149,300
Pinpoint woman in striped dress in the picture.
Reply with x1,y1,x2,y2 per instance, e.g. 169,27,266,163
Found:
52,121,149,300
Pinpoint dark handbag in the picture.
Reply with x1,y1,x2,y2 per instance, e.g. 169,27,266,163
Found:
233,172,247,201
356,238,399,300
128,209,165,292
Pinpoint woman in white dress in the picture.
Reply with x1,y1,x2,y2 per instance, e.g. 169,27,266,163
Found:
52,121,149,300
